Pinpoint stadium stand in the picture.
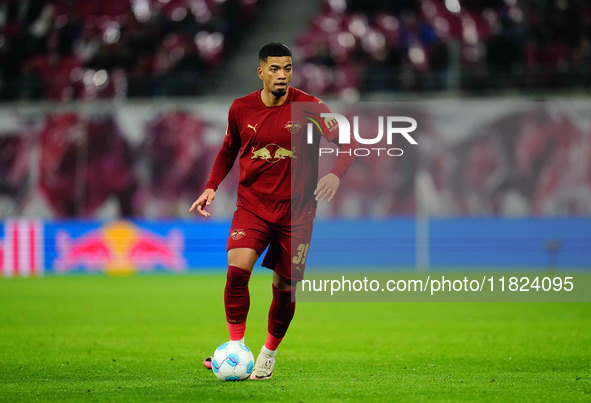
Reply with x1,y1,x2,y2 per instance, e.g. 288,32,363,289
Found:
292,0,591,95
0,0,262,100
1,0,589,99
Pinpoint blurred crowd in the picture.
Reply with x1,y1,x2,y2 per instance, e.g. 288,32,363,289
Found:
0,0,260,101
1,0,590,100
293,0,591,95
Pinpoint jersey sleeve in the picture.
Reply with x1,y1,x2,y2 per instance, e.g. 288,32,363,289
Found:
328,135,357,178
205,103,241,191
311,97,341,143
313,98,357,179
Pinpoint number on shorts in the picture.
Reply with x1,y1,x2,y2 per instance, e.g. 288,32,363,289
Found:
292,243,310,265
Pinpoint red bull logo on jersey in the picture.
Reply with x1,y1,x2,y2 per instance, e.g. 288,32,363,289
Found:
284,121,302,134
251,144,297,163
231,229,247,240
54,221,186,275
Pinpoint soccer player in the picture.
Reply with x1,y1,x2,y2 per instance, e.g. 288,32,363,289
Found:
190,43,356,380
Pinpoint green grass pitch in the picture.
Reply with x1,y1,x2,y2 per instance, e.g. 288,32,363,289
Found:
0,273,589,402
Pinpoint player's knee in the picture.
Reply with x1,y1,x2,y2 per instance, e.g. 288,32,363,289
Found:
228,260,254,272
228,248,257,271
273,272,294,290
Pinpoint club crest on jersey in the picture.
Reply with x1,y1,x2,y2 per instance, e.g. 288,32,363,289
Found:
284,121,302,133
231,229,246,240
323,116,339,133
251,144,297,163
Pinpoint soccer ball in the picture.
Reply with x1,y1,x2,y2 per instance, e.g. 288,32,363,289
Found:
211,341,255,381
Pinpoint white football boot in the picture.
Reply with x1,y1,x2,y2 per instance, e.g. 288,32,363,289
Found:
249,351,275,380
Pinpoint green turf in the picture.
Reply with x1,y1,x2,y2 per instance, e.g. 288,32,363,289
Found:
0,274,589,402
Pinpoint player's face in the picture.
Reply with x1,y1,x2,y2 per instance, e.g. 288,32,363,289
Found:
258,56,292,98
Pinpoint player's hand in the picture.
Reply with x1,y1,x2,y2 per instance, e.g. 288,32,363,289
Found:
189,189,216,217
314,173,340,202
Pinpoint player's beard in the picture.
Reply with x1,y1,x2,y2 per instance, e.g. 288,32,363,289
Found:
271,88,287,98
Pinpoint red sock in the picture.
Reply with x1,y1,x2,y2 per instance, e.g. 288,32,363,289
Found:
224,265,251,341
265,284,296,350
264,333,283,351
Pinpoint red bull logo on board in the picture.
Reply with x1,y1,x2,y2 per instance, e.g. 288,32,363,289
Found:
54,221,186,275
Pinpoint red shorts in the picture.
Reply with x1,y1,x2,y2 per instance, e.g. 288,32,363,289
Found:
227,207,313,282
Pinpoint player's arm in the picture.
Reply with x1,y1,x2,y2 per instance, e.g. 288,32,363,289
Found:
314,140,356,202
190,106,241,217
314,104,358,202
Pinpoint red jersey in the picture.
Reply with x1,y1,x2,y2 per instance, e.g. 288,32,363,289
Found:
205,87,350,225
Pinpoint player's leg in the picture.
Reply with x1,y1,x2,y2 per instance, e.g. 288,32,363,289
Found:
249,272,296,379
251,222,312,379
265,222,311,351
204,208,270,370
224,208,270,343
225,247,258,343
265,272,296,351
204,250,261,370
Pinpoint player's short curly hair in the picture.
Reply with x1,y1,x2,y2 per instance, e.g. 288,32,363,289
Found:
259,43,292,62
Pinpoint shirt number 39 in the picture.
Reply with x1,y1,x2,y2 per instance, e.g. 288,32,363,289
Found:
292,243,310,265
